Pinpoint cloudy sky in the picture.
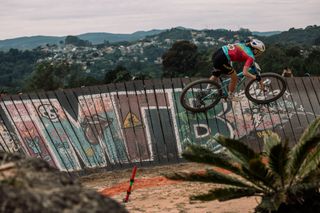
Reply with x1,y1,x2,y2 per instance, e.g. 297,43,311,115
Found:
1,0,319,40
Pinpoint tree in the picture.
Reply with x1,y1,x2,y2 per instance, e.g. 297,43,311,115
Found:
305,49,320,75
157,28,192,40
65,36,92,47
314,36,320,45
193,50,212,77
0,48,44,93
23,61,71,91
162,40,199,77
104,65,132,84
259,45,288,74
167,118,320,213
65,64,100,88
285,46,301,57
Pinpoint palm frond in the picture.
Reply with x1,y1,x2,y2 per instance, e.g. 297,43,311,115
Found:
288,134,320,184
268,140,289,188
298,117,320,144
297,142,320,179
288,117,320,176
165,169,262,190
246,158,276,191
289,182,320,195
263,132,282,156
300,167,320,183
190,187,257,201
215,135,257,167
289,117,320,175
235,166,271,192
182,144,243,175
256,192,287,212
182,144,271,191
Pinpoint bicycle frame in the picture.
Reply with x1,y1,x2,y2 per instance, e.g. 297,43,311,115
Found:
219,69,258,96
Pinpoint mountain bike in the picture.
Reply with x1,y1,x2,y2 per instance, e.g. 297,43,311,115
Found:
180,64,287,113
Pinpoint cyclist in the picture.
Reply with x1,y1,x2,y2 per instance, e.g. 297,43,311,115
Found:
209,38,266,101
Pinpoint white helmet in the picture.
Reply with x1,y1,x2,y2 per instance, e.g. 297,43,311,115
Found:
250,39,265,53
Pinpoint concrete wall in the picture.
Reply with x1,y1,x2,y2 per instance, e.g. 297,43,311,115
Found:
0,77,319,173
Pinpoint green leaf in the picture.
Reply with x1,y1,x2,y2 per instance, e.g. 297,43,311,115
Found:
298,117,320,144
300,167,320,183
298,142,320,179
215,135,257,167
165,169,261,190
268,140,289,187
288,134,320,182
182,144,270,191
190,187,257,201
256,192,286,212
289,182,320,195
247,158,276,191
182,144,243,175
263,132,282,156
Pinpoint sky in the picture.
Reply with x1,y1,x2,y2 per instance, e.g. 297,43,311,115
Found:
1,0,320,40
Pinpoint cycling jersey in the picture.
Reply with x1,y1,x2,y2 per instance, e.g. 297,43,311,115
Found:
222,43,255,67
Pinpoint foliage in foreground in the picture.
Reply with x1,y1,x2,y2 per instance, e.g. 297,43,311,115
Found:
167,117,320,212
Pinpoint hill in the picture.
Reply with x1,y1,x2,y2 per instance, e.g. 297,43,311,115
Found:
3,26,315,51
0,30,164,51
263,25,320,45
252,31,281,37
0,36,63,51
77,29,164,44
1,25,320,93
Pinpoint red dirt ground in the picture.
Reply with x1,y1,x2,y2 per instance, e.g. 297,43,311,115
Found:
100,167,231,197
100,176,181,197
80,163,259,213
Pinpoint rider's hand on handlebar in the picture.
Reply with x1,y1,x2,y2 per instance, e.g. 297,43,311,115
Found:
255,75,265,91
255,75,261,82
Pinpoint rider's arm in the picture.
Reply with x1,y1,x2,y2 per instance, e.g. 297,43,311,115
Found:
242,57,258,80
243,66,257,79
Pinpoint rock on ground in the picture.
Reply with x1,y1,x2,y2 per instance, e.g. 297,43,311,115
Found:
0,152,128,213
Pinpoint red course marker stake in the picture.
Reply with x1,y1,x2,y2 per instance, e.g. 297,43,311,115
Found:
123,166,137,203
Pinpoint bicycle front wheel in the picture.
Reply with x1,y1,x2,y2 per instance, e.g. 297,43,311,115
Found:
180,79,222,112
245,73,287,104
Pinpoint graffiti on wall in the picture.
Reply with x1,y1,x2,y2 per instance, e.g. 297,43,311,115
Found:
78,94,128,165
174,87,317,152
114,90,178,162
0,121,21,153
0,78,319,171
0,91,180,170
0,101,57,167
173,94,233,153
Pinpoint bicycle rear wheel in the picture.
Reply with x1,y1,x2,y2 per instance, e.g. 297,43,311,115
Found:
180,79,222,112
245,73,287,104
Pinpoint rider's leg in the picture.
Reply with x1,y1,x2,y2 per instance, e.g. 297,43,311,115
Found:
227,70,242,101
209,67,221,89
206,75,218,90
228,70,238,94
209,75,217,81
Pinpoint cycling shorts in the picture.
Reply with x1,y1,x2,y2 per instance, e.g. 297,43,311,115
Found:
212,48,235,77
